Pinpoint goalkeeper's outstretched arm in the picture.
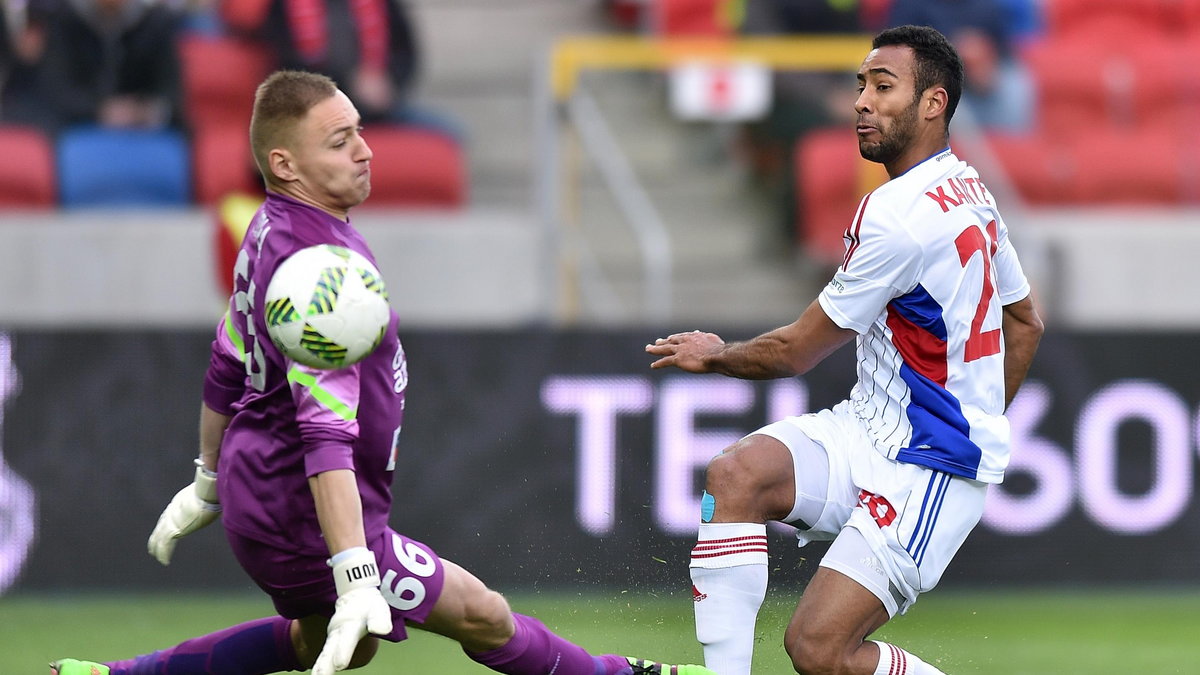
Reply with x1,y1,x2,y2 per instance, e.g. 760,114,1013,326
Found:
146,403,230,565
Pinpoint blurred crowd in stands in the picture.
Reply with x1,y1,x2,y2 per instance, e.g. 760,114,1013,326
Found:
0,0,463,208
0,0,458,134
607,0,1200,262
5,0,1200,259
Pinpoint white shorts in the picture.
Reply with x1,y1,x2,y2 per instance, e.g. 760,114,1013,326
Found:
752,401,988,616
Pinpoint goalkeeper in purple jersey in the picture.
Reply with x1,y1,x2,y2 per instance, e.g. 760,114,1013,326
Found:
52,70,713,675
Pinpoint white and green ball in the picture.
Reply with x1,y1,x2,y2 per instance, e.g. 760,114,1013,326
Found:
264,244,390,369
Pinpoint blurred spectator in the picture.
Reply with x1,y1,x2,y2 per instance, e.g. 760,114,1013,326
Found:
743,0,866,136
0,0,55,127
31,0,184,133
171,0,226,35
888,0,1038,132
996,0,1042,48
221,0,459,138
736,0,870,237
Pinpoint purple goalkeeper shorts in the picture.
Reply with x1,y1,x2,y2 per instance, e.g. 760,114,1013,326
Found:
226,526,446,642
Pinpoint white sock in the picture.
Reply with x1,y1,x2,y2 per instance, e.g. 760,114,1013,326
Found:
871,641,947,675
690,523,768,675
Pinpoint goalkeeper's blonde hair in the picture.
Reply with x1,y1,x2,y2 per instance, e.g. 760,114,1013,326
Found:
249,70,338,187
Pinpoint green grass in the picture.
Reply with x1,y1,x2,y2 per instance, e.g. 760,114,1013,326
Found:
4,588,1198,673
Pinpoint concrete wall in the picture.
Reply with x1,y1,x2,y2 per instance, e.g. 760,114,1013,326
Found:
0,208,546,328
0,206,1197,330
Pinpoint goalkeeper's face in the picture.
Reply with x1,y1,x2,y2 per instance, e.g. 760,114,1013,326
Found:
285,90,373,216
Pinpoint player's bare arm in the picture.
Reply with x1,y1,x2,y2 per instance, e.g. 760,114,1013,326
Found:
647,300,856,379
198,403,230,472
308,469,369,554
1001,294,1044,409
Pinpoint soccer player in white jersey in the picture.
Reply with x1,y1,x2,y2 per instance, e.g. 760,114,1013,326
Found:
646,25,1043,675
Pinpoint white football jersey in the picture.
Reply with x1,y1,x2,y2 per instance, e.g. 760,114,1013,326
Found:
817,147,1030,484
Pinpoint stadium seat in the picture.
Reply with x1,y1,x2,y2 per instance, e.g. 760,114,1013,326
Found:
361,126,466,207
56,126,191,207
179,35,273,132
1026,34,1189,138
982,130,1187,206
1068,130,1186,204
192,124,262,205
653,0,732,37
975,134,1080,205
0,125,55,207
1024,39,1108,138
1183,0,1200,35
793,127,886,264
1043,0,1181,38
604,0,644,30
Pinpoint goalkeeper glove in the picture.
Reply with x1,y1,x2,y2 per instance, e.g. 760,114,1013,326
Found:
147,459,221,565
313,547,393,675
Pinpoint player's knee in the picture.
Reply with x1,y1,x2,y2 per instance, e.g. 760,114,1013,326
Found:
704,443,776,507
459,588,515,650
290,617,380,670
783,623,842,675
704,448,752,495
345,636,380,669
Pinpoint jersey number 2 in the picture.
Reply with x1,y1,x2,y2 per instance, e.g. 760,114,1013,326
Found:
954,221,1001,362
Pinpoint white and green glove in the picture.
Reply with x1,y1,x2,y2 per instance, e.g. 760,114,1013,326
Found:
313,547,393,675
147,459,221,565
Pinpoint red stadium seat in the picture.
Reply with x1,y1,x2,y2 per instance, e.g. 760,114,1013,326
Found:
1069,130,1186,204
1183,0,1200,35
793,127,886,264
192,124,262,205
179,35,273,132
1025,38,1109,138
360,126,466,207
0,125,55,207
978,133,1080,205
180,35,272,204
1026,33,1190,138
985,130,1186,205
1043,0,1182,38
654,0,732,37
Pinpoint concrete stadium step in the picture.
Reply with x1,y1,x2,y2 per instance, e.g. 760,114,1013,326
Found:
406,1,813,324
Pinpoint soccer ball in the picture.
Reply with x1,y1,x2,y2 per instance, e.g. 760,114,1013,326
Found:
263,244,390,369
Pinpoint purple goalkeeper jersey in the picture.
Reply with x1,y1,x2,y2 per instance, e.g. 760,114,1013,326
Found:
203,192,407,555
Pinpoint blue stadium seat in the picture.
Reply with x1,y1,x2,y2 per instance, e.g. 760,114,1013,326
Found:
56,126,191,207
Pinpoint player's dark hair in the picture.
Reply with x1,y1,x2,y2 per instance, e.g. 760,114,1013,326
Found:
873,25,964,128
249,70,339,182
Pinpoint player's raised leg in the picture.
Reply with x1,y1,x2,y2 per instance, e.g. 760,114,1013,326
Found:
49,616,304,675
690,434,802,675
784,549,944,675
421,559,715,675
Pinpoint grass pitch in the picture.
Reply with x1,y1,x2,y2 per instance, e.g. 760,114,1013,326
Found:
4,587,1197,673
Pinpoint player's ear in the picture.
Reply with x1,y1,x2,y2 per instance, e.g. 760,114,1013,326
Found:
923,86,949,121
269,148,298,183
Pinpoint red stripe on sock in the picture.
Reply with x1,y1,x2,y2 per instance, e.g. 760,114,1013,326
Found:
692,538,767,553
689,546,769,559
889,644,906,675
692,537,766,549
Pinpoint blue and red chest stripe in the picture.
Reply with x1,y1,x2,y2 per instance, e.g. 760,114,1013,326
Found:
885,285,983,479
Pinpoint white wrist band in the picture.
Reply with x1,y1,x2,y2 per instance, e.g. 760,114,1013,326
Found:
192,458,219,505
329,547,380,596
